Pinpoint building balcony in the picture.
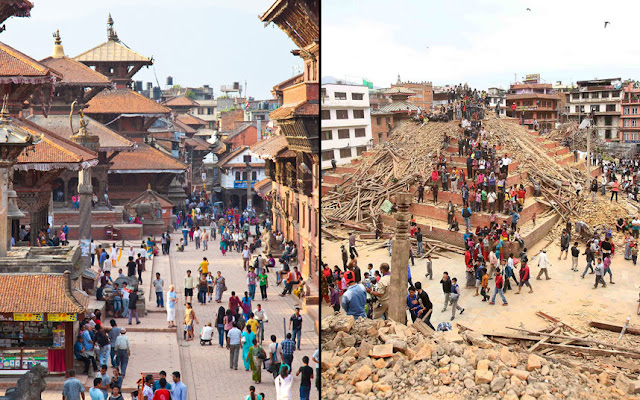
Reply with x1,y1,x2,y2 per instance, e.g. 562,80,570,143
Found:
622,98,640,104
567,97,620,103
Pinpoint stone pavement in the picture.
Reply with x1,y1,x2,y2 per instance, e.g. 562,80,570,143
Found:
169,233,319,400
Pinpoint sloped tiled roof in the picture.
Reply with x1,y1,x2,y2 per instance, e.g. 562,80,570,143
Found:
173,119,197,134
249,134,288,159
184,136,211,151
109,142,186,173
13,118,98,169
0,41,61,81
176,113,207,127
383,87,416,95
40,56,111,86
217,145,248,168
163,95,199,107
377,101,420,113
124,187,174,209
86,88,170,115
270,100,318,120
224,122,253,143
27,114,133,151
74,40,152,63
0,273,85,314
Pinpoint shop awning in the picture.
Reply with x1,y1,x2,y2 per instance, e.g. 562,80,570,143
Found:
0,272,86,314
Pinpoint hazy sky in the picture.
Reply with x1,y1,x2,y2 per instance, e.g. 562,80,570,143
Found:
1,0,301,99
323,0,640,89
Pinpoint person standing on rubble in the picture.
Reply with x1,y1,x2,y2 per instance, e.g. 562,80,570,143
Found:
367,263,391,319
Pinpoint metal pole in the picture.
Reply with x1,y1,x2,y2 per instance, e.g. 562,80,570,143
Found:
0,167,8,258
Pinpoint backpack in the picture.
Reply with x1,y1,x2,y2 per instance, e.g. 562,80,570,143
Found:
96,330,109,347
462,208,471,218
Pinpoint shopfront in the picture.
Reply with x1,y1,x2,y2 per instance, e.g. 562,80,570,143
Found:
0,312,76,375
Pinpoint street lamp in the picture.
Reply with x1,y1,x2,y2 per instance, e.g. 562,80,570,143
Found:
244,154,252,210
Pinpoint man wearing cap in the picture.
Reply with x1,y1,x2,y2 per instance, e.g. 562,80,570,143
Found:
341,270,366,319
114,328,130,377
367,263,391,319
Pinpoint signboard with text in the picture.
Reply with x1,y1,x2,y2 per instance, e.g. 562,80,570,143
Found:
13,313,43,322
233,180,258,189
524,74,540,83
47,313,77,322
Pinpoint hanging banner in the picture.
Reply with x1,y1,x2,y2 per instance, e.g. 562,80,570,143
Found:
13,313,43,322
47,313,77,322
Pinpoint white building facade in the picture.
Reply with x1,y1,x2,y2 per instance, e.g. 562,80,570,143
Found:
566,78,622,141
321,83,373,169
487,87,507,117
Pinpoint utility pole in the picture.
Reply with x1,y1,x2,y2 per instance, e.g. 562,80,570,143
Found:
245,155,252,210
388,193,411,324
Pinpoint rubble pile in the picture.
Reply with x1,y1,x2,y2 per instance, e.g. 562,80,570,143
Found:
546,123,604,151
321,314,640,400
322,121,455,226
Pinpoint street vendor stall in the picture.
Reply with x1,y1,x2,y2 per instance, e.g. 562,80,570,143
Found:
0,272,87,375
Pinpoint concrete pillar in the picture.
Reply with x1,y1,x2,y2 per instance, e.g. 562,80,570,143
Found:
388,193,412,325
77,168,92,269
0,167,9,257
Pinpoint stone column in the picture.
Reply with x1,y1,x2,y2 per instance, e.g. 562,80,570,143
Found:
0,167,9,257
77,168,92,268
388,193,412,324
63,177,70,208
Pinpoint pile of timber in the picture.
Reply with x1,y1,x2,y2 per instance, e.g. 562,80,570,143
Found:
461,311,640,371
322,121,456,226
547,123,604,151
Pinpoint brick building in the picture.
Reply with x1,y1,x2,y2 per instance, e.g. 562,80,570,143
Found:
506,76,560,131
391,76,433,111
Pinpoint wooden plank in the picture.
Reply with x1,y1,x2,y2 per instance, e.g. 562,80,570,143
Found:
590,321,640,336
536,343,640,359
507,327,640,354
536,311,583,334
413,316,434,337
529,327,561,353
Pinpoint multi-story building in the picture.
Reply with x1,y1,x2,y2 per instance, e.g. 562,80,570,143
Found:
620,83,640,146
566,78,622,141
487,87,507,117
320,83,372,169
391,76,433,110
506,75,559,131
370,87,419,145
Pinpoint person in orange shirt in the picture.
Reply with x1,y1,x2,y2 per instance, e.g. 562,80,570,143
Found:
611,180,619,202
280,270,295,296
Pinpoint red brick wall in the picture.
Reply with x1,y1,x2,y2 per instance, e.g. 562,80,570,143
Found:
282,82,318,104
392,82,433,110
219,110,245,132
226,125,258,148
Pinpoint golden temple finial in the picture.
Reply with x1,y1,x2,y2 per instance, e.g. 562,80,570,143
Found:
52,29,65,58
148,183,152,190
107,13,119,42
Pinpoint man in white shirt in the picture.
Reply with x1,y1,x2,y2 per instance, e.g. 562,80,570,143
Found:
90,240,97,267
200,322,214,342
184,270,195,305
242,245,251,271
227,324,242,370
114,328,130,377
536,249,552,280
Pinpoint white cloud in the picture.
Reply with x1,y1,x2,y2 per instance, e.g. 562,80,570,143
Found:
322,0,640,89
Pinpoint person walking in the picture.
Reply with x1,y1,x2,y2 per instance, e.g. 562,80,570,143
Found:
128,290,140,325
113,328,130,377
152,273,164,308
559,231,570,260
274,365,293,400
296,356,314,400
570,242,580,272
214,271,226,303
603,255,615,284
242,325,256,371
258,268,268,301
425,255,433,280
449,277,464,321
416,228,423,256
516,262,533,294
62,370,85,400
611,179,619,202
184,303,199,341
581,243,595,278
228,323,242,370
480,267,490,302
247,267,257,301
348,232,359,258
201,229,209,251
281,333,296,369
107,320,120,368
440,271,452,312
594,258,607,288
536,249,552,280
245,338,264,384
289,307,303,350
242,245,251,271
489,268,508,305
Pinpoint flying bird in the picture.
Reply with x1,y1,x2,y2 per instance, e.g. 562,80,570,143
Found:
526,8,531,11
604,21,610,28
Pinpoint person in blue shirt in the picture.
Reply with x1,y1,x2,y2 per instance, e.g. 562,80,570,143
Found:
171,371,187,400
182,225,189,246
340,271,366,319
152,371,172,392
74,335,94,375
406,286,423,322
511,211,520,231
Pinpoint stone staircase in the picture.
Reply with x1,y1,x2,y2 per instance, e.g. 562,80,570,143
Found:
322,119,601,248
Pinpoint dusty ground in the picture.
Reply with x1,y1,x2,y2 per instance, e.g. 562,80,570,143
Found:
322,199,640,334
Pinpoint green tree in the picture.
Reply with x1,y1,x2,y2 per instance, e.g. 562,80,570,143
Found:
185,90,196,100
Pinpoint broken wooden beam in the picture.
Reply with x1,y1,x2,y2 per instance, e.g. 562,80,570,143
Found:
589,321,640,336
536,343,640,359
536,311,583,334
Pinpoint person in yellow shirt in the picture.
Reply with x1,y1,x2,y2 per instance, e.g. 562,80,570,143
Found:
199,257,209,275
246,312,259,335
480,268,489,301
